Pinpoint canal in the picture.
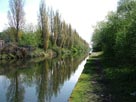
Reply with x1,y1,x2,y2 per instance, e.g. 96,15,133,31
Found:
0,55,88,102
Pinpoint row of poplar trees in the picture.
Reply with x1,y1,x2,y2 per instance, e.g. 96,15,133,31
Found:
92,0,136,64
6,0,89,52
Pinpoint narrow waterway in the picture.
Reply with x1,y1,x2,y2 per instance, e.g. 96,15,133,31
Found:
0,55,88,102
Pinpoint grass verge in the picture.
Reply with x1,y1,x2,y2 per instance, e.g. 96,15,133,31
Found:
69,51,136,102
69,52,103,102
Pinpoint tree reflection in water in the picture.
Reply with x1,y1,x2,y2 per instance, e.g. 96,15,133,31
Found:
6,71,25,102
0,54,87,102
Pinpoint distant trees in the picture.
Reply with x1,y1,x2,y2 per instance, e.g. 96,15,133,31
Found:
92,0,136,64
0,0,89,54
8,0,25,43
37,1,89,52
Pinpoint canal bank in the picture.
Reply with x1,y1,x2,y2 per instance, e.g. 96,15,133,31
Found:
69,52,103,102
69,52,136,102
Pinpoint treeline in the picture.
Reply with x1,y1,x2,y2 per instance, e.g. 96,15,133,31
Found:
0,0,89,54
92,0,136,64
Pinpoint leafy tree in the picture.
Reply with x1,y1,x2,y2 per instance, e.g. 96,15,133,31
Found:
3,0,89,54
38,0,50,51
48,8,54,46
8,0,25,42
125,16,136,63
19,32,40,47
53,11,61,46
92,0,136,64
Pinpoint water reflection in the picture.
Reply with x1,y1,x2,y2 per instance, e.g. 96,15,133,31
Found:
6,71,25,102
0,55,87,102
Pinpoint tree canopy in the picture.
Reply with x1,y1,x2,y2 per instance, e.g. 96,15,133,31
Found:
92,0,136,64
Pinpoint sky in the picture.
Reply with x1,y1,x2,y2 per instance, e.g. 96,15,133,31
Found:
0,0,119,44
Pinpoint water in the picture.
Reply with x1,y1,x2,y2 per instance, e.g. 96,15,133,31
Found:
0,55,88,102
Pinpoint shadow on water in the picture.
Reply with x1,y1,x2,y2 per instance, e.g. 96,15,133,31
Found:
0,54,88,102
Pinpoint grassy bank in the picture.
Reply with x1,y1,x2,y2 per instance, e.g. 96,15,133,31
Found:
69,52,103,102
69,52,136,102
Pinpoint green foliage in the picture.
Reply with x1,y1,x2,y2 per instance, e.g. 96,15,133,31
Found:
92,0,136,64
0,27,16,42
71,52,136,102
19,32,40,47
1,0,89,56
103,66,136,102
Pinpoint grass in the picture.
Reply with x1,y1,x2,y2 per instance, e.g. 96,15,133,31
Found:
69,52,103,102
69,74,91,102
69,51,136,102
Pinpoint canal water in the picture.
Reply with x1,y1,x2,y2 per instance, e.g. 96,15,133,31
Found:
0,55,88,102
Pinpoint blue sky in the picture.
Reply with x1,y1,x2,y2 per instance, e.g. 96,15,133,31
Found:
0,0,8,13
0,0,119,43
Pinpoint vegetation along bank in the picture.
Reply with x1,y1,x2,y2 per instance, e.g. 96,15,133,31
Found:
70,0,136,102
0,0,89,59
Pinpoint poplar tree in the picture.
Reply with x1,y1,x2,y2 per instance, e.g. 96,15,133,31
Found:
39,0,49,51
8,0,25,42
